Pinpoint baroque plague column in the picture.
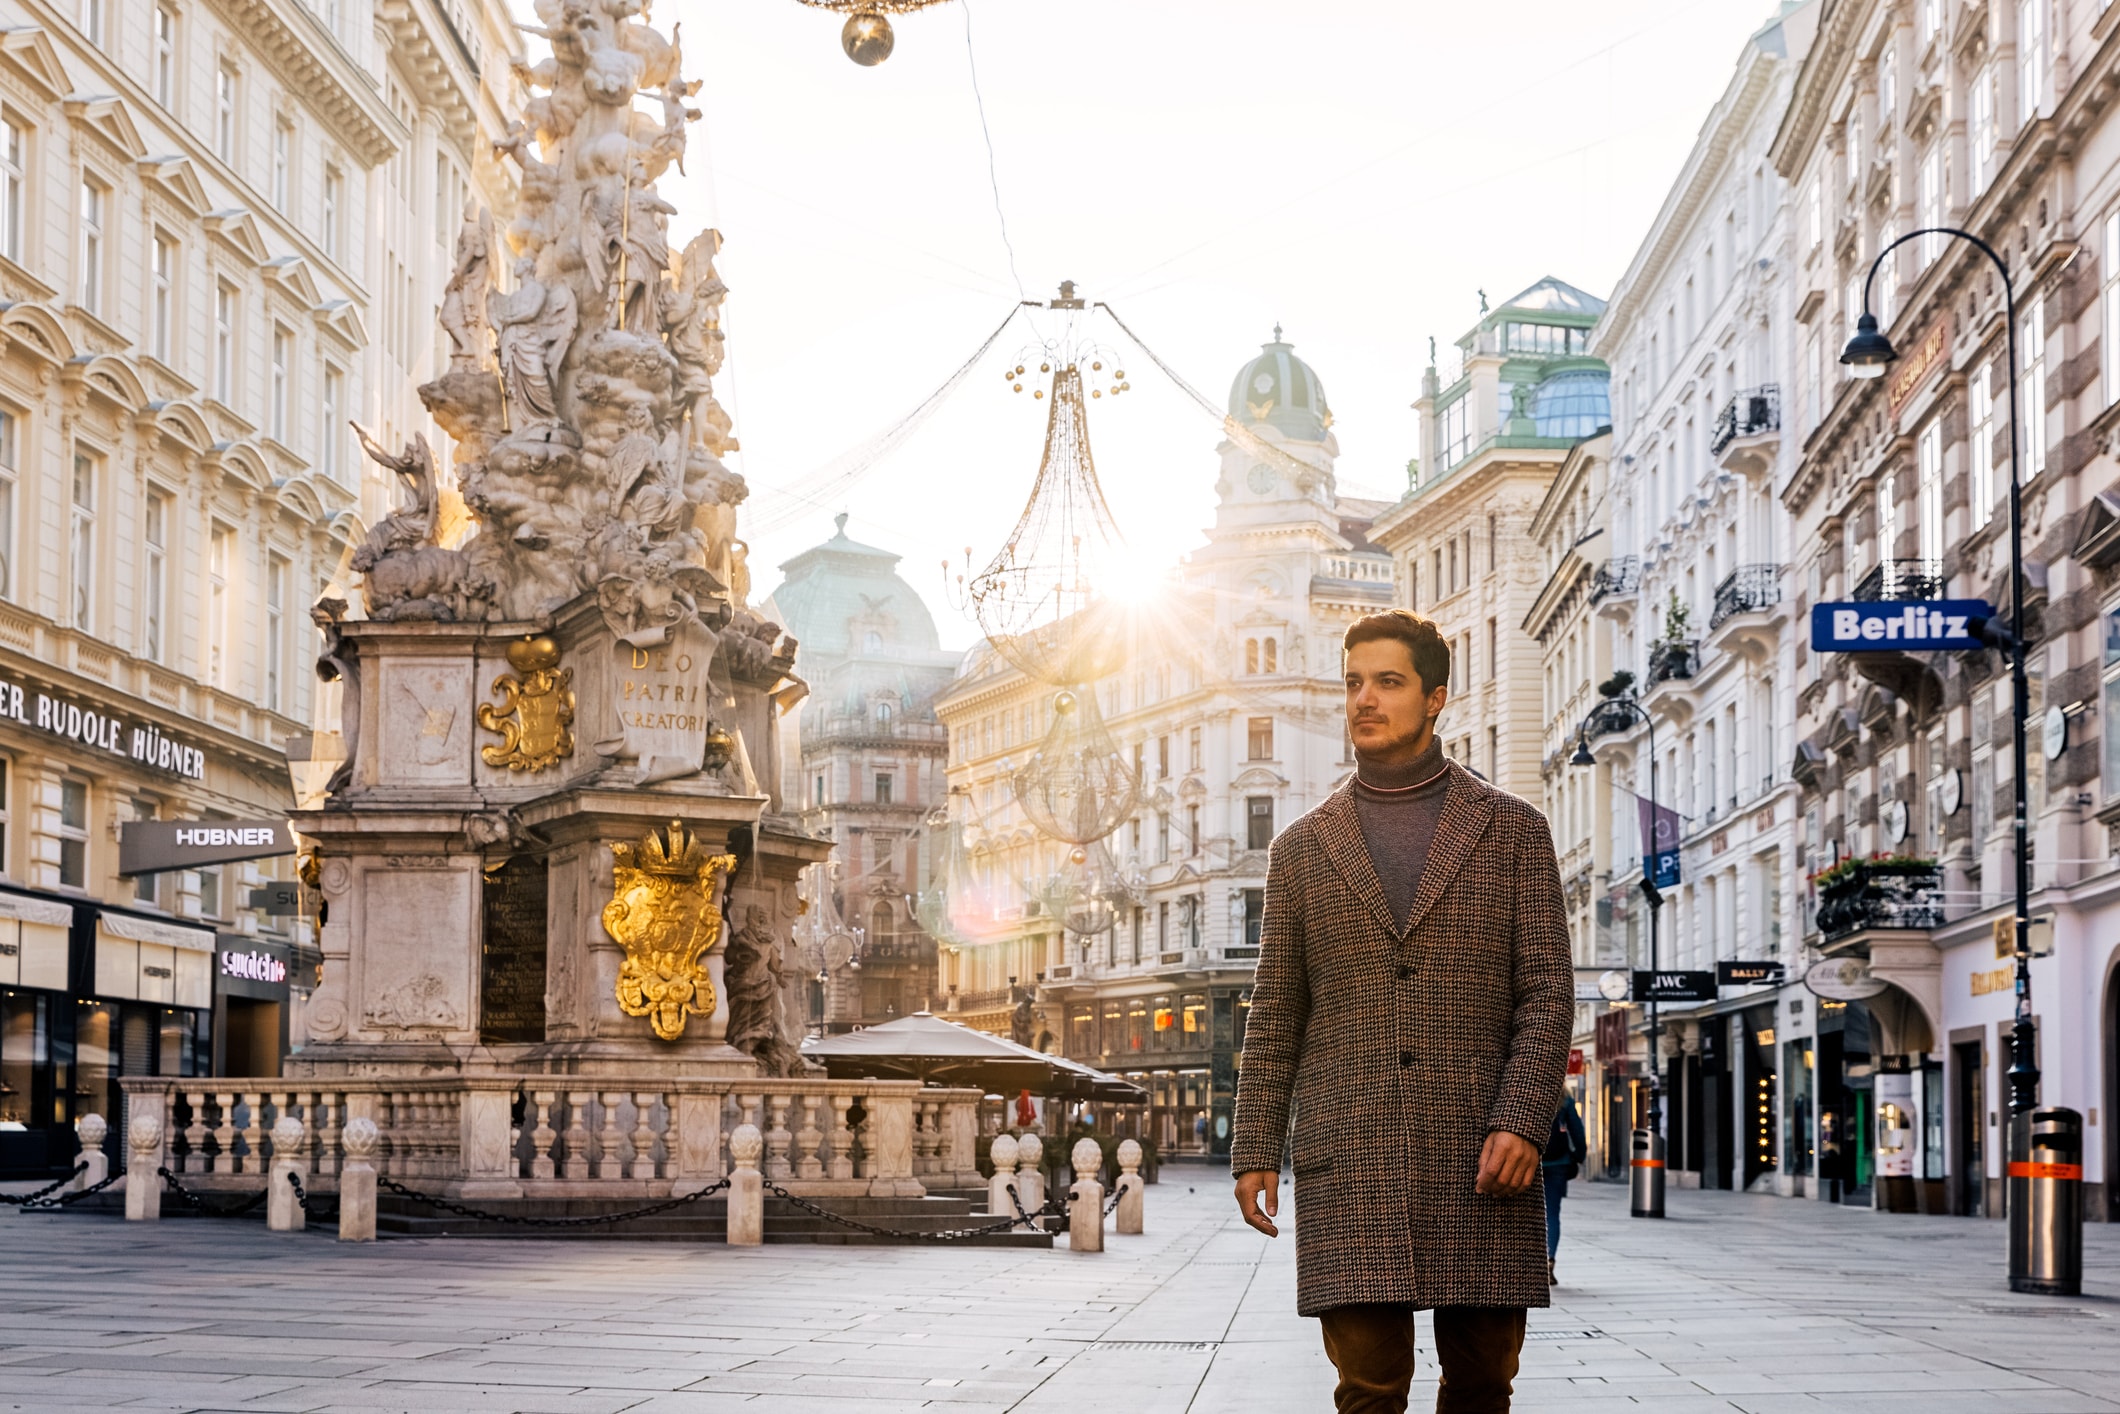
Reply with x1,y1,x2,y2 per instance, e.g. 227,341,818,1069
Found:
291,0,816,1085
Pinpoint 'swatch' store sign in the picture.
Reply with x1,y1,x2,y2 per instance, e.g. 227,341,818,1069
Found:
0,672,207,779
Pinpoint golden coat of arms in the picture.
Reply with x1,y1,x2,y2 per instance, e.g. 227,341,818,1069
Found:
604,819,737,1041
478,635,575,772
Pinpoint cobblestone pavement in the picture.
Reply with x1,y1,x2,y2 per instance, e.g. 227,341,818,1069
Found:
2,1170,2118,1412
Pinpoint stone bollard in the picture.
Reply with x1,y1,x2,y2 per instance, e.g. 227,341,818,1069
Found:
267,1116,308,1232
124,1113,162,1222
338,1117,379,1243
727,1123,764,1246
1015,1133,1045,1216
74,1115,109,1193
1116,1138,1145,1235
1068,1138,1105,1253
987,1133,1020,1218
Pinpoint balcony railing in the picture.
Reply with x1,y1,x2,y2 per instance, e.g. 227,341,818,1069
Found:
1710,563,1783,628
1646,639,1698,687
1852,559,1943,602
1816,860,1945,940
1590,556,1640,602
1709,385,1781,455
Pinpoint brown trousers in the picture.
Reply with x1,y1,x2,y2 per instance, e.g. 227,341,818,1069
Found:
1318,1304,1526,1414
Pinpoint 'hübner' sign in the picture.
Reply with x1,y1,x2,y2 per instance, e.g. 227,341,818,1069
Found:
0,674,206,779
120,819,295,876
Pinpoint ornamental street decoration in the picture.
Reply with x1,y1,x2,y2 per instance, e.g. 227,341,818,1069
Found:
477,635,577,772
1009,689,1140,846
793,0,957,65
604,819,738,1041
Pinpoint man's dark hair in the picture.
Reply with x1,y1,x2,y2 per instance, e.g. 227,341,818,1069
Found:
1343,609,1450,695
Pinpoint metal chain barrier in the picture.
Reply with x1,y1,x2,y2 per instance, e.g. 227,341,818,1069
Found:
21,1170,124,1211
376,1175,731,1228
0,1164,87,1206
284,1172,339,1223
762,1178,1061,1242
1103,1183,1123,1217
157,1167,270,1217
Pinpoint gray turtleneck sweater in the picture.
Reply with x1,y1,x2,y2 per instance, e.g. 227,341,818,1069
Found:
1351,737,1452,931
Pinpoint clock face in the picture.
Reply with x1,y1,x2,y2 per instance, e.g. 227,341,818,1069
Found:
1598,969,1630,1002
1246,464,1275,494
2043,705,2069,761
1939,769,1962,817
1882,799,1908,845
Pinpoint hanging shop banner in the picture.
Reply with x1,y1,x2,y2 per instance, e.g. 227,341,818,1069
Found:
1718,959,1786,987
1810,600,1997,653
119,819,296,876
1633,969,1717,1003
1636,793,1682,889
0,671,207,779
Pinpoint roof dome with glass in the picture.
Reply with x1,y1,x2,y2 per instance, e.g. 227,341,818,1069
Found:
1533,369,1611,438
1228,328,1332,441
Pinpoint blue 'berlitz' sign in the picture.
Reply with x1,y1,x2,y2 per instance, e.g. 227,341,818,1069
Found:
1810,599,1996,652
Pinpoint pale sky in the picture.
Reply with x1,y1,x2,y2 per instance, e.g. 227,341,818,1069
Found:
654,0,1785,647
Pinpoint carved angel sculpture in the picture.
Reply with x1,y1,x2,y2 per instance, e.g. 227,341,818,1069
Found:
438,202,496,371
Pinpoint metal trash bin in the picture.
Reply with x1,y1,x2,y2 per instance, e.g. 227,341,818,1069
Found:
1630,1126,1665,1218
2008,1107,2083,1296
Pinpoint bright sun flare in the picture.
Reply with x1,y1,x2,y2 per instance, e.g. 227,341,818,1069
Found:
1100,546,1173,605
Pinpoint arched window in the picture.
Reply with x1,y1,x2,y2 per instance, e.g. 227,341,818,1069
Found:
875,700,893,725
870,902,893,944
1244,639,1259,674
864,630,883,653
1264,637,1278,673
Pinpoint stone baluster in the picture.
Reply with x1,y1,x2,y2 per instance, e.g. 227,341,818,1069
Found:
986,1133,1019,1218
182,1089,209,1173
670,1090,723,1197
529,1092,558,1180
371,1091,397,1178
912,1098,940,1176
727,1123,764,1246
212,1090,237,1174
125,1113,163,1221
1116,1138,1145,1234
1015,1133,1046,1215
596,1093,626,1180
315,1092,342,1179
764,1094,793,1182
267,1117,308,1233
161,1091,177,1175
73,1114,108,1192
339,1117,379,1243
562,1091,592,1180
794,1094,824,1181
239,1091,265,1174
630,1092,659,1180
1067,1137,1105,1253
866,1092,918,1197
825,1093,855,1182
266,1091,291,1152
738,1092,763,1135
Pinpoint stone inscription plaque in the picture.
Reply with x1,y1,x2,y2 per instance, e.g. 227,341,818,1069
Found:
614,618,713,784
480,856,549,1044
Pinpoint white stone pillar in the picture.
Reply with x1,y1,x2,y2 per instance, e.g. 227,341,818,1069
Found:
1116,1138,1145,1235
1015,1132,1045,1215
1068,1138,1105,1253
74,1114,109,1192
986,1133,1019,1218
125,1114,162,1221
727,1123,764,1246
338,1117,379,1242
268,1116,308,1232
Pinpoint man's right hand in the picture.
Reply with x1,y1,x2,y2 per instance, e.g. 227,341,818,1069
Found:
1234,1170,1280,1238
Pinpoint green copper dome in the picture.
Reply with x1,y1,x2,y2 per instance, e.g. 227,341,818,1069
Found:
1228,328,1332,442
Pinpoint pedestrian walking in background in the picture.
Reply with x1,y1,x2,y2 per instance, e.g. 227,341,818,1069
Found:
1542,1091,1587,1285
1231,609,1574,1414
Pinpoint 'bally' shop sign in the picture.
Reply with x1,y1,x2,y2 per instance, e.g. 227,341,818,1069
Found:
0,672,206,779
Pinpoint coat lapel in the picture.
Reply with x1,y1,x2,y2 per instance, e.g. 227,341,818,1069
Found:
1400,763,1497,939
1310,786,1404,939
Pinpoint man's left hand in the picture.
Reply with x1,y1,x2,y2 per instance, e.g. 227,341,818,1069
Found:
1475,1131,1540,1197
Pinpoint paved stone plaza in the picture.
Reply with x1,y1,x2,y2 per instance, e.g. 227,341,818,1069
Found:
2,1173,2118,1412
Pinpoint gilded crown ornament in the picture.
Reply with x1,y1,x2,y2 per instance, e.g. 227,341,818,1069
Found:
477,635,576,772
604,820,737,1041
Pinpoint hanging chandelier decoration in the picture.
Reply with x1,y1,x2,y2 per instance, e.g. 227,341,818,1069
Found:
793,0,955,65
1010,689,1140,846
1032,838,1127,937
913,790,1006,945
795,862,859,983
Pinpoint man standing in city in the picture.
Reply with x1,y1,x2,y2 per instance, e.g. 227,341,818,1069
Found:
1232,608,1573,1414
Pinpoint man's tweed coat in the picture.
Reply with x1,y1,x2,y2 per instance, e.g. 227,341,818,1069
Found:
1229,760,1573,1316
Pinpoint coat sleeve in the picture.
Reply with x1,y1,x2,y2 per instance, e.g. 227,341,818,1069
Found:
1485,806,1574,1148
1229,826,1309,1175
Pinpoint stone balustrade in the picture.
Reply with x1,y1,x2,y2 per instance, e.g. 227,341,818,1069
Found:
117,1076,982,1201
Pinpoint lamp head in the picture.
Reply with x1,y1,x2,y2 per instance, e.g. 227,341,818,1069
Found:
1840,312,1896,380
1569,738,1597,768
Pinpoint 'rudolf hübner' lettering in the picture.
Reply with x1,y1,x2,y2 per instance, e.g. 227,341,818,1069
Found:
0,673,206,779
174,827,278,847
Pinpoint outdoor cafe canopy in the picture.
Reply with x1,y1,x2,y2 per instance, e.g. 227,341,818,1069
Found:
803,1012,1146,1103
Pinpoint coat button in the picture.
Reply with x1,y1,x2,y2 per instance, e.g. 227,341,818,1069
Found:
1397,965,1414,980
1399,1050,1414,1068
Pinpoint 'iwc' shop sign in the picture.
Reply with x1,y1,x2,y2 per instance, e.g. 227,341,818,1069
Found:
0,673,206,779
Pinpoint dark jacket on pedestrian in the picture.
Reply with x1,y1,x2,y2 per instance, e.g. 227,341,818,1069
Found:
1543,1091,1588,1187
1230,761,1574,1315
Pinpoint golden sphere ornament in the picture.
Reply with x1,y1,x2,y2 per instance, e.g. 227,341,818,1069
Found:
842,10,894,65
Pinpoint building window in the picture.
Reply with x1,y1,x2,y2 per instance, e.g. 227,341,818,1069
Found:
0,408,14,601
0,118,23,263
321,364,343,478
198,861,222,918
1247,796,1274,851
270,325,292,443
143,491,168,662
2103,605,2120,798
2106,213,2120,411
1263,637,1277,673
1157,812,1170,863
1156,902,1169,955
58,778,89,889
1486,618,1498,681
266,554,287,711
2019,0,2049,124
1186,803,1199,856
1247,716,1273,761
150,234,175,362
322,167,343,260
214,282,237,403
875,700,892,726
215,62,238,163
1187,725,1201,771
1969,361,1995,530
69,451,95,631
0,757,9,869
132,798,161,905
1438,393,1470,468
272,117,292,211
1918,420,1944,567
209,524,233,688
2024,297,2047,478
153,5,177,106
78,179,104,313
1918,149,1942,265
812,774,824,808
1157,735,1170,778
78,0,104,45
874,772,892,805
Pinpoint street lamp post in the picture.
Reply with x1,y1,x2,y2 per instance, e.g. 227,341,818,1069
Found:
1572,683,1664,1218
1842,228,2076,1295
